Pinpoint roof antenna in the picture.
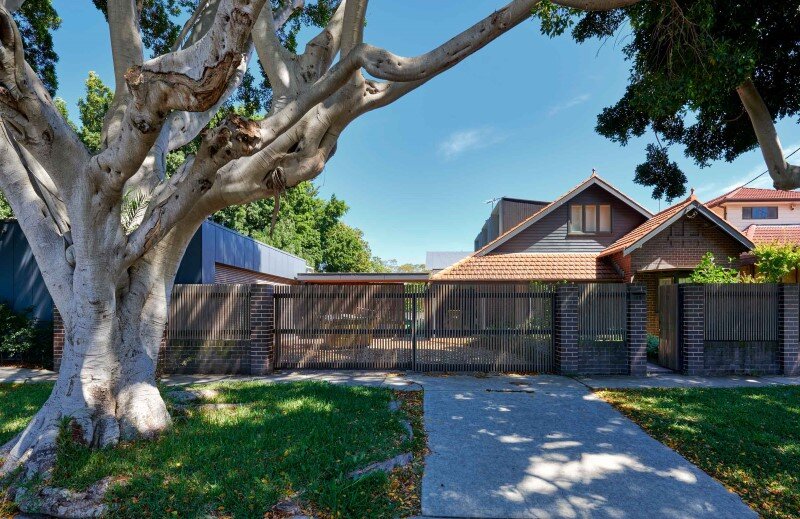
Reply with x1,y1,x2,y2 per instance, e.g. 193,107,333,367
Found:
484,197,501,209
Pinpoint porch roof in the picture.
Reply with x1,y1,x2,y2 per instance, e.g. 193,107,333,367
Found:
599,194,753,258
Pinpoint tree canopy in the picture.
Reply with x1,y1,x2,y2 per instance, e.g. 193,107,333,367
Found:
535,0,800,199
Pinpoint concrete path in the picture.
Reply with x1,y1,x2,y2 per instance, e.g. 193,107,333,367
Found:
415,374,754,519
581,372,800,389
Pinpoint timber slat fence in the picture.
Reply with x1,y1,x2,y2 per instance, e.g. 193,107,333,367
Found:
164,284,252,373
274,283,555,372
704,284,778,342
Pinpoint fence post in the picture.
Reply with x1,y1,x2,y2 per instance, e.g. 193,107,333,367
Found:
411,292,418,371
626,284,647,376
52,305,64,372
778,283,800,376
555,284,579,375
680,284,705,375
249,284,275,375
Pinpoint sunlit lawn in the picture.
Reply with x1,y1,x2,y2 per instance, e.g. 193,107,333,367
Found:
1,381,425,518
599,386,800,519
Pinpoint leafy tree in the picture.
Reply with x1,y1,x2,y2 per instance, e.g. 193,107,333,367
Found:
689,252,741,283
13,0,61,95
320,221,375,272
753,243,800,283
535,0,800,198
76,72,114,153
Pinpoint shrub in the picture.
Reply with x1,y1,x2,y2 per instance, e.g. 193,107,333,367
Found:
0,303,52,368
753,242,800,282
646,334,659,360
689,252,741,283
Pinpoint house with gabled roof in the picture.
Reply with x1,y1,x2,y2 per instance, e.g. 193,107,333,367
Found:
433,173,754,333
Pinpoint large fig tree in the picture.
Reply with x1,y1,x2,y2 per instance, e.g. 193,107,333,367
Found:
0,0,636,486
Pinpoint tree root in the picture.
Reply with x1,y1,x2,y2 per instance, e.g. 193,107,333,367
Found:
14,476,118,518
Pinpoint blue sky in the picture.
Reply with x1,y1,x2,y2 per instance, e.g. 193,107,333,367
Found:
51,0,800,265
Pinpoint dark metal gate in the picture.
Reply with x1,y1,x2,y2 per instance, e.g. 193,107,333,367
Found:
274,283,555,372
658,284,681,371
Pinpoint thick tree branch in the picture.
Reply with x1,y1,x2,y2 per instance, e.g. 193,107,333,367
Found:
340,0,366,55
737,78,800,190
103,0,145,143
0,124,73,308
94,0,268,197
0,8,89,193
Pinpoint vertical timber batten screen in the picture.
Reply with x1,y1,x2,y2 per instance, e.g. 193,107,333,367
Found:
577,284,628,375
703,284,780,375
274,283,555,372
165,284,252,373
704,284,778,342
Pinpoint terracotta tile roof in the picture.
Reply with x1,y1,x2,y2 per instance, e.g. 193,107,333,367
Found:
473,172,652,256
743,224,800,245
705,187,800,207
431,253,621,282
599,195,698,258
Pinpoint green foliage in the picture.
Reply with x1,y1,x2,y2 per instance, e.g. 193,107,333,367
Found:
321,222,375,272
213,182,381,273
13,0,61,96
600,387,800,519
0,192,12,220
646,334,659,360
753,243,800,283
77,72,114,153
535,1,800,200
689,252,740,283
0,303,40,357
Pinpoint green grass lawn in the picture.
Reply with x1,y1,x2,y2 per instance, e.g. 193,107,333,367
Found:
1,381,426,518
599,386,800,519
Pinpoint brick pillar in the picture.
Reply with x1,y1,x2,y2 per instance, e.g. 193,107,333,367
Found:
626,284,647,376
52,306,64,372
680,284,705,375
249,284,275,375
555,284,579,375
778,283,800,376
155,327,167,378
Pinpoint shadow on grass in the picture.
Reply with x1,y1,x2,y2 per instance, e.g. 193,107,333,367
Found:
51,381,413,519
599,386,800,519
0,382,53,446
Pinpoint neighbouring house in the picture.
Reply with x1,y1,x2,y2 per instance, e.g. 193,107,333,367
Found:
706,186,800,281
474,196,550,250
425,251,471,273
0,219,310,322
433,173,754,334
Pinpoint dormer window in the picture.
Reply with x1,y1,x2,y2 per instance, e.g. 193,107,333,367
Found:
569,204,612,234
742,206,778,220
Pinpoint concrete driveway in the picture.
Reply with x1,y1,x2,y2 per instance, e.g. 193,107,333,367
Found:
412,374,755,519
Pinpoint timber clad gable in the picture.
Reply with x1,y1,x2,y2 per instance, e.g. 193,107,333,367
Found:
493,184,649,254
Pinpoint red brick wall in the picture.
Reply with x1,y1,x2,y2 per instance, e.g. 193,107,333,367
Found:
628,214,746,273
214,263,296,285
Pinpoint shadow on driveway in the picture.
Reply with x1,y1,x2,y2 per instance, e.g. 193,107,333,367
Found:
419,375,755,519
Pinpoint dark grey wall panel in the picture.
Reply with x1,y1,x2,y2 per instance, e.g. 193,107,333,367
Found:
0,221,53,321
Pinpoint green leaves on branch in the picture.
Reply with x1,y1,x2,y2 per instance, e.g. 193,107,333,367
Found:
0,303,42,356
13,0,61,96
634,144,687,202
533,0,800,200
689,252,741,284
753,243,800,283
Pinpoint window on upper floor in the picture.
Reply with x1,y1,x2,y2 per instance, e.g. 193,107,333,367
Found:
569,204,612,234
742,206,778,220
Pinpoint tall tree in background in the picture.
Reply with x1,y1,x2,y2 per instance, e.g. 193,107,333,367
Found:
536,0,800,199
0,0,636,492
